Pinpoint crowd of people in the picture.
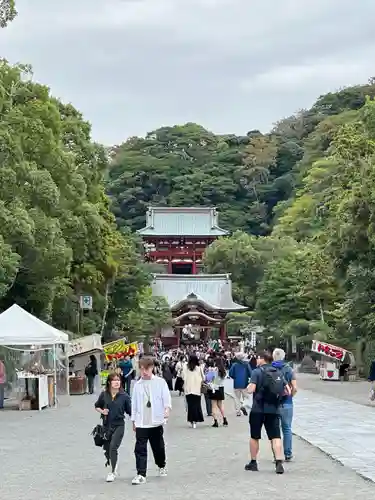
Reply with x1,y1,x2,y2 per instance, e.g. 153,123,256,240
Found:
93,341,298,483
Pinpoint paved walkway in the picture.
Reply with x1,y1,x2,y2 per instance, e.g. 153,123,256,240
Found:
291,373,375,480
297,373,373,406
294,389,375,482
1,392,374,499
225,377,375,482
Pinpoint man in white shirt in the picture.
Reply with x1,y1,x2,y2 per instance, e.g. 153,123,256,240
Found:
131,356,172,485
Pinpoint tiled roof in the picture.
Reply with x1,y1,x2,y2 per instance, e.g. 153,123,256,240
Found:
137,206,228,237
151,274,247,311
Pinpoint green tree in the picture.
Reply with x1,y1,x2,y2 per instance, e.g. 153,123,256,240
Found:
203,231,264,308
0,61,147,336
269,96,375,349
0,0,16,27
0,235,19,297
255,243,339,333
123,289,172,348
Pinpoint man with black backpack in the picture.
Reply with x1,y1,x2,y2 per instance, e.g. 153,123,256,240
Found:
244,349,290,474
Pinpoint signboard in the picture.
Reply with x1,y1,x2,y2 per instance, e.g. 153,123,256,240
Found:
250,332,257,349
68,334,103,357
79,295,93,310
311,340,346,361
103,339,138,361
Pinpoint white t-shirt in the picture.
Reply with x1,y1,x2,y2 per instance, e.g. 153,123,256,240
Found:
139,379,155,428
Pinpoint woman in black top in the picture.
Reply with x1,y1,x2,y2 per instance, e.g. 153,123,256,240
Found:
162,357,173,391
95,373,131,482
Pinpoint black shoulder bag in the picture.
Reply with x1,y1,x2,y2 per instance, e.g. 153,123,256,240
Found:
91,393,109,447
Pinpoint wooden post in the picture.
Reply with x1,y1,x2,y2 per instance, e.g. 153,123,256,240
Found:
192,260,197,274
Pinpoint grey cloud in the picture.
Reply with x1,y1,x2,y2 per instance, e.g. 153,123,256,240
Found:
1,0,374,144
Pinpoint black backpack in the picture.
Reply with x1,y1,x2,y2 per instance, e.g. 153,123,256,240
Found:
260,365,286,406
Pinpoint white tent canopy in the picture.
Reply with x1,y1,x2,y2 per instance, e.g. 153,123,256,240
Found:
0,304,69,345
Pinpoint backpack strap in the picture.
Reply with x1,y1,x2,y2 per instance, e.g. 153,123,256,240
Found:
101,391,111,426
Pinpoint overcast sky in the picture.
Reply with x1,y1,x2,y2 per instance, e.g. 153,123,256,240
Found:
1,0,375,145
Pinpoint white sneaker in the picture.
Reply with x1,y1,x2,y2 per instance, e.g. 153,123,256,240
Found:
132,474,147,485
106,472,115,482
159,467,167,477
192,422,197,429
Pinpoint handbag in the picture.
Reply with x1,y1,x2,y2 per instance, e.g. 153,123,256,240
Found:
91,422,108,447
91,392,109,447
201,382,210,394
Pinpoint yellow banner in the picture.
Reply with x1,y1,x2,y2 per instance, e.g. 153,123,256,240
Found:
103,339,138,361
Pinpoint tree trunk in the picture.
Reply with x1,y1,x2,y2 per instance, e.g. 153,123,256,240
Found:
100,281,111,337
319,300,325,323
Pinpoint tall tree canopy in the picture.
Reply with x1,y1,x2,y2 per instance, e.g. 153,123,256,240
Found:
202,81,375,360
0,61,151,339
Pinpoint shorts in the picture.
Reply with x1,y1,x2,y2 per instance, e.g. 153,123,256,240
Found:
249,411,281,440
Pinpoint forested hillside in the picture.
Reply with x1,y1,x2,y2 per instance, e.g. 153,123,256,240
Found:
0,61,170,340
108,123,302,235
205,84,375,368
109,80,375,365
108,82,375,235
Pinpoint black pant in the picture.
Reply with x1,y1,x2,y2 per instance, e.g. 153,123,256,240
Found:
135,425,166,477
121,376,132,394
104,425,124,472
125,377,132,395
204,393,212,416
87,375,95,394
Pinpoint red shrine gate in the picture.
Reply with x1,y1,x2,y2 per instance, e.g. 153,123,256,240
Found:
137,207,247,346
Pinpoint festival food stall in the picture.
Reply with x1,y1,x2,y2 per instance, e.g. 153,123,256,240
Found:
68,334,103,395
0,304,69,410
311,340,355,381
101,339,140,385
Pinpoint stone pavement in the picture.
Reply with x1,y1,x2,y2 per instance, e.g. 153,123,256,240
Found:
1,392,374,500
292,372,375,480
297,372,373,406
294,389,375,482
